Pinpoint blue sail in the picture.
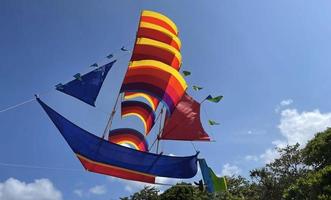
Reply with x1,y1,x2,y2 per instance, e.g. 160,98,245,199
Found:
37,97,198,179
56,60,116,106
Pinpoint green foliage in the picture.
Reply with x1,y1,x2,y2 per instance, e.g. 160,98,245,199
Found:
284,165,331,200
303,127,331,169
249,143,307,199
121,186,159,200
160,183,197,200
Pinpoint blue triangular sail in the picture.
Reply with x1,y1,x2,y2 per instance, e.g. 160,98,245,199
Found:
199,159,214,192
56,60,116,106
36,97,199,179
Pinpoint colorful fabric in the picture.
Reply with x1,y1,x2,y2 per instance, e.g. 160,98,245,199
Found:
199,159,227,193
37,98,198,180
121,101,155,135
160,93,210,141
56,60,116,106
124,92,159,111
130,10,182,70
108,128,149,152
121,60,187,114
121,10,185,115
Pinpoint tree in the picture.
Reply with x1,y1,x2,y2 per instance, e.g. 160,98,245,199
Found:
250,143,307,199
284,165,331,200
303,127,331,170
159,182,205,200
120,186,159,200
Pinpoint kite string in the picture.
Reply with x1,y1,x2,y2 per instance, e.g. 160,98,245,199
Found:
0,98,35,113
0,161,83,172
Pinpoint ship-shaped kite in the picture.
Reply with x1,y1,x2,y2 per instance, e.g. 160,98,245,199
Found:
37,10,226,191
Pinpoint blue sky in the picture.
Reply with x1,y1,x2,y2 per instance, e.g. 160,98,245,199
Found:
1,0,331,199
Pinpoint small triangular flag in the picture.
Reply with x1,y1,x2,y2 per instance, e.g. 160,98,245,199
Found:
208,120,220,125
182,70,191,77
121,46,129,51
206,95,223,103
106,54,113,59
73,73,82,81
192,85,203,91
90,63,98,67
55,83,64,90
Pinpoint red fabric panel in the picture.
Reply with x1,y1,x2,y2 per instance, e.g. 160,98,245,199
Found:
132,44,180,69
137,28,180,50
141,16,177,35
160,93,210,141
78,155,155,183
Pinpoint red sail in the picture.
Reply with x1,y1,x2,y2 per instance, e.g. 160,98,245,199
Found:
160,93,210,141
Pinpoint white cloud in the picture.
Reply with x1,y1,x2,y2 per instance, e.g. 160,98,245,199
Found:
89,185,106,195
221,163,241,176
0,178,62,200
278,109,331,146
275,99,293,113
280,99,293,106
73,189,83,197
245,155,259,161
259,148,280,164
253,108,331,164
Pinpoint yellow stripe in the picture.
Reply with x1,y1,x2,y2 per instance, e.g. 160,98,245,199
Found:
136,37,182,64
140,22,181,49
142,10,178,34
124,93,157,111
129,60,187,91
122,113,148,134
117,141,140,150
76,154,155,178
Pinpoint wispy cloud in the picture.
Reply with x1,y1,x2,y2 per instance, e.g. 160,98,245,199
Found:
89,185,107,195
221,163,241,176
73,189,83,197
275,98,293,113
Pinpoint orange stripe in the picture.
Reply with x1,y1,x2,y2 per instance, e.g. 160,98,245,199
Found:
77,154,155,178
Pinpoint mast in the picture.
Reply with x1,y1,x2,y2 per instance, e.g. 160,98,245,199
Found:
156,107,165,153
102,92,121,139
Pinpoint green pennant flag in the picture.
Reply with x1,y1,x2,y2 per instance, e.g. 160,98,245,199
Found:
182,70,191,77
206,95,223,103
208,120,220,125
210,169,227,192
90,63,98,67
192,85,203,91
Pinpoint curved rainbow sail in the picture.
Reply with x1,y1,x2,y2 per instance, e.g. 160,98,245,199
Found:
121,101,155,135
108,128,149,152
124,92,159,111
121,10,186,130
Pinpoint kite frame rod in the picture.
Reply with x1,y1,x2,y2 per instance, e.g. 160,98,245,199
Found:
102,92,121,139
